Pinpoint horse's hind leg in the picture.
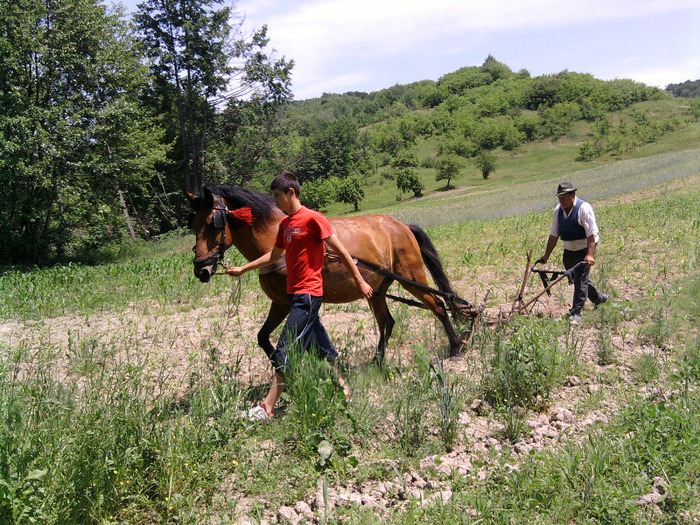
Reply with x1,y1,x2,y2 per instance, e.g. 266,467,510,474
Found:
257,301,290,360
400,284,463,356
368,279,395,366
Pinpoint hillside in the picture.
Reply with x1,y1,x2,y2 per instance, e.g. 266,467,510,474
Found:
279,58,700,217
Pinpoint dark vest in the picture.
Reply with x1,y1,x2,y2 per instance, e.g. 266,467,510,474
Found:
558,199,587,241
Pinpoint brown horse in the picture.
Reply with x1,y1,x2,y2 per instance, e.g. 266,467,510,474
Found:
187,185,464,363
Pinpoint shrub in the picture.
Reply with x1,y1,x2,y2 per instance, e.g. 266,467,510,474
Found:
300,177,338,210
577,141,599,162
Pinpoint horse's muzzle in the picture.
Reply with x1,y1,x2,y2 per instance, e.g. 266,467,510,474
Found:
195,264,215,283
193,253,220,283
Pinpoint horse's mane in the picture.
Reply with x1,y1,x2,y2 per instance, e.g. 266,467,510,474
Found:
207,185,279,225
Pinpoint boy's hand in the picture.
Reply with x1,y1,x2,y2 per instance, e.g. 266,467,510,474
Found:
358,279,373,299
226,266,245,276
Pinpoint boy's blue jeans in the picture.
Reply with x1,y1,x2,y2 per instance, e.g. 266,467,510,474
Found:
271,293,338,373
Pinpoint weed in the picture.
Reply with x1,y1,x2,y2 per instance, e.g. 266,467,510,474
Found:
283,339,352,462
498,407,531,444
632,351,661,384
595,328,617,366
638,305,673,350
482,317,558,412
390,369,429,456
674,335,700,402
559,321,584,378
428,360,462,451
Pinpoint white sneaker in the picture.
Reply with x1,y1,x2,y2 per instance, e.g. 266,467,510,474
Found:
569,314,582,326
243,405,272,422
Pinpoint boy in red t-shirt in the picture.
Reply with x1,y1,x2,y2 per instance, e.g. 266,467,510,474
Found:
226,172,373,420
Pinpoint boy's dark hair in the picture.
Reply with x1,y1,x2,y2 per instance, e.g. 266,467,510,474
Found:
270,171,301,197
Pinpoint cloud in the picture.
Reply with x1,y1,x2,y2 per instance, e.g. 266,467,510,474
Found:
234,0,700,98
614,57,700,88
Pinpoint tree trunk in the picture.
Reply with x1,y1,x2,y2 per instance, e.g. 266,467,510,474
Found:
118,189,137,240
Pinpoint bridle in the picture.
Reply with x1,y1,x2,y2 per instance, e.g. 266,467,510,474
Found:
193,193,231,276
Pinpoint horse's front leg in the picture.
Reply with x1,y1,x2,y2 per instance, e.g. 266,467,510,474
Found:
257,301,290,359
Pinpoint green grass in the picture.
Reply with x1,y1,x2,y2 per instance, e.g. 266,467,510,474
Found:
0,236,248,321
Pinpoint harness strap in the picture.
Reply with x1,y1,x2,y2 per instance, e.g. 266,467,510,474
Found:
324,250,472,308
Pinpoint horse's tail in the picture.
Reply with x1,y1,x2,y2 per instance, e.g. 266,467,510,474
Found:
408,224,465,321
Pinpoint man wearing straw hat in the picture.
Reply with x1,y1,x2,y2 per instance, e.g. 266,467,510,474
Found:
537,182,608,325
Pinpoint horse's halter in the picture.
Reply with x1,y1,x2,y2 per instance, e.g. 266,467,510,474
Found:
193,193,230,275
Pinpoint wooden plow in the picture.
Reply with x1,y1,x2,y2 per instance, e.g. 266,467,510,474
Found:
355,250,580,345
498,250,582,323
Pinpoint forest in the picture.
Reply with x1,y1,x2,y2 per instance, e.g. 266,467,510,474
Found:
2,0,699,266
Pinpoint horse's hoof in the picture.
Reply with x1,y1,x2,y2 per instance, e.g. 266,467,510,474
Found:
449,345,466,358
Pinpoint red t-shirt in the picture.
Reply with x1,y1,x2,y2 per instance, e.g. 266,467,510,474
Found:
275,206,334,296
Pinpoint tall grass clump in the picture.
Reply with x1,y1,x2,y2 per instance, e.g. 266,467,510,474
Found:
595,327,617,366
0,332,252,524
388,352,435,456
479,318,560,442
428,359,462,451
282,339,355,464
676,335,700,403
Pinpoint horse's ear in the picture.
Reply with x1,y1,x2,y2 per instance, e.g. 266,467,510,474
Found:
184,191,200,208
202,187,214,208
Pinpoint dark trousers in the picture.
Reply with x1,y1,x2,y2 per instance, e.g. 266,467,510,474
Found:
563,248,604,315
271,293,338,373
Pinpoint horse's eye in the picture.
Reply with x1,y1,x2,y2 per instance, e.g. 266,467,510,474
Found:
192,245,196,253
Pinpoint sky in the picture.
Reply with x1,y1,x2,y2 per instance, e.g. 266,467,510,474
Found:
118,0,700,101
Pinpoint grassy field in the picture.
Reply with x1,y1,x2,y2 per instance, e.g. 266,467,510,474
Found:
324,102,700,219
1,149,700,523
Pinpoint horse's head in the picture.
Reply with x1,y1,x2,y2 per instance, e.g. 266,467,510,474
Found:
186,187,230,283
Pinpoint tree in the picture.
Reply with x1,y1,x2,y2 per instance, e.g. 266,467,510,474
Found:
392,151,423,198
0,0,169,263
296,119,360,182
666,79,700,98
300,177,337,211
336,174,365,211
539,102,582,141
135,0,234,193
207,25,294,186
435,154,463,189
475,150,497,179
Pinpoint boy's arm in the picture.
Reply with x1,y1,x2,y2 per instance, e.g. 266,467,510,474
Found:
324,234,373,298
226,245,284,276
